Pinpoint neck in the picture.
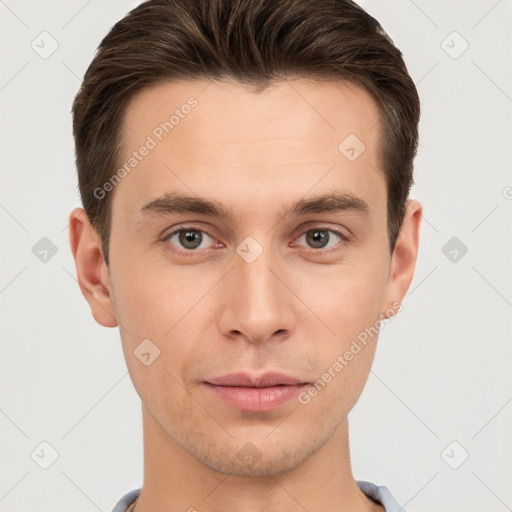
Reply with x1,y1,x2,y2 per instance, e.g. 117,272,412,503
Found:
132,404,383,512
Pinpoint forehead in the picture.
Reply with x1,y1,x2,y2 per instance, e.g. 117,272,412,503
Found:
122,77,380,148
113,78,384,221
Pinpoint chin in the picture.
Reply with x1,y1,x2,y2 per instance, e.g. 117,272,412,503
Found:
179,427,325,478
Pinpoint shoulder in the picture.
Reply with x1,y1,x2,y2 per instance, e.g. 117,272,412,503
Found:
110,488,141,512
356,480,409,512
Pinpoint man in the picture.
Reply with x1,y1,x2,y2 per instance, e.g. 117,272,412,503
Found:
69,0,422,510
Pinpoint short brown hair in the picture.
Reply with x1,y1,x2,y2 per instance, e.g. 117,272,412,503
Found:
72,0,420,267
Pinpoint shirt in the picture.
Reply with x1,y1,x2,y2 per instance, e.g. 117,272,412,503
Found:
111,480,407,511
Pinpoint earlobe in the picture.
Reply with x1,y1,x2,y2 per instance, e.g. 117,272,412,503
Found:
382,199,423,317
68,207,118,328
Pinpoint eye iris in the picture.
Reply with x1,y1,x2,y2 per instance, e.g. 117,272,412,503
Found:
306,229,329,249
179,229,202,249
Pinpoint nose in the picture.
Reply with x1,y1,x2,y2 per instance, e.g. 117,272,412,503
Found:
216,243,297,345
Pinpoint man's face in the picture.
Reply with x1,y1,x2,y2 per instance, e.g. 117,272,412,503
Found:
98,78,407,475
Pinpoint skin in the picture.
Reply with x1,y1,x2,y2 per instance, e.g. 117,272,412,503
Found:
69,78,422,512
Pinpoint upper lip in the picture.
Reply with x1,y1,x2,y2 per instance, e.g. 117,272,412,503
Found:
206,372,306,387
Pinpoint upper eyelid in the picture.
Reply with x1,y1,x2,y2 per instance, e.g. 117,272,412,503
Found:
162,224,216,240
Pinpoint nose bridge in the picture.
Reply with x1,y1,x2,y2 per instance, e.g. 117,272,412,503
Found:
219,235,295,343
237,244,279,305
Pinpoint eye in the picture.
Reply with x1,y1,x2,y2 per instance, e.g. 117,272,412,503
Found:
294,227,347,252
160,225,350,257
162,227,217,252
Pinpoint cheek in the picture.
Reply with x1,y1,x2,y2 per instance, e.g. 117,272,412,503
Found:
111,261,214,382
297,330,377,417
298,259,389,344
111,257,198,337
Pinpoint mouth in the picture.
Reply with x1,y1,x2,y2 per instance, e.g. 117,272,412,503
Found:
203,372,310,412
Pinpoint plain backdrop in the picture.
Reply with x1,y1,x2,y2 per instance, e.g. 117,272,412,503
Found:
1,1,511,511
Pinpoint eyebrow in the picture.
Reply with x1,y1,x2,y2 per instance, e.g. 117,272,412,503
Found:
135,190,370,224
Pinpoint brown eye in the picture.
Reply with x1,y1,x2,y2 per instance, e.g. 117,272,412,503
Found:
305,229,330,249
163,228,215,251
294,227,347,253
179,229,202,249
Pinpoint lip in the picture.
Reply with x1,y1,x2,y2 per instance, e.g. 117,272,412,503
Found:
207,372,305,387
204,372,309,412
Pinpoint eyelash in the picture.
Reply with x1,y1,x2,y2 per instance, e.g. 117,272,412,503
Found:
160,224,351,256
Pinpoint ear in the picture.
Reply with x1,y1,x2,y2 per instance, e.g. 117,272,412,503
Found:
382,199,422,317
68,207,118,328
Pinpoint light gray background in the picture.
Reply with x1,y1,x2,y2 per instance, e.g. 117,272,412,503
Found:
1,1,511,511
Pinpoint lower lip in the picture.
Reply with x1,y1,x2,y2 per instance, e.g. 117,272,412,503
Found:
204,383,309,412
